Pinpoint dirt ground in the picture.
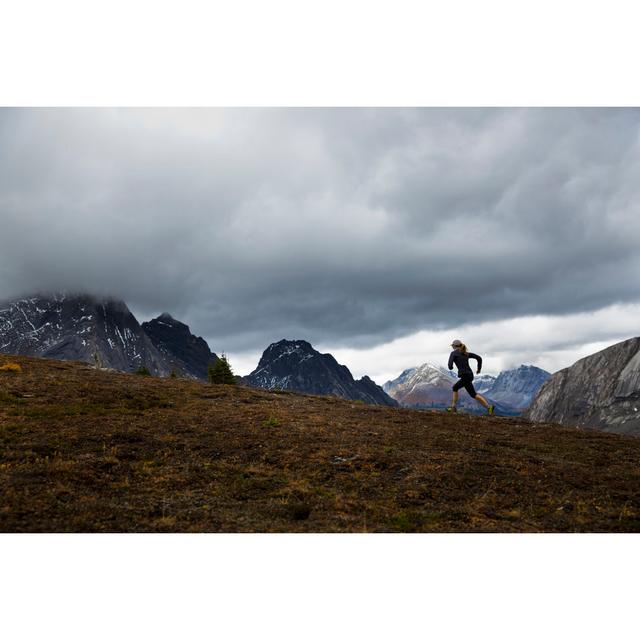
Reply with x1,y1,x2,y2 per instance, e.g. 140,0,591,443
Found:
1,354,639,532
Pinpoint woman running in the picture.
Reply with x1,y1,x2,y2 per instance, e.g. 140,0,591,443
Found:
447,339,495,414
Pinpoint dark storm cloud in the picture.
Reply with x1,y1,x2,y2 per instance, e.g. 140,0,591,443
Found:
1,107,639,352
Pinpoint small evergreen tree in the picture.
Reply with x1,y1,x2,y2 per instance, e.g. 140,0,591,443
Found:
208,354,236,385
135,365,152,376
170,368,177,379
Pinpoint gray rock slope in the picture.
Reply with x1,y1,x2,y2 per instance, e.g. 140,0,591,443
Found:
524,337,640,436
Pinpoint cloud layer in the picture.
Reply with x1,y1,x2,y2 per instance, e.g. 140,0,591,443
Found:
323,302,640,384
1,108,639,363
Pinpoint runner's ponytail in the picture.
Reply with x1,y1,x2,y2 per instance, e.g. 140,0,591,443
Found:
460,343,468,354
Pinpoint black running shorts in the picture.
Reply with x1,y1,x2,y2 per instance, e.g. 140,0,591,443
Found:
453,373,477,398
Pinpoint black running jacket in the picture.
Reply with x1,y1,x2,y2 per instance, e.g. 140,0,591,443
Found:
448,350,482,377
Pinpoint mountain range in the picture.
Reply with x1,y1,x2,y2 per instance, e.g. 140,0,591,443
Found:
3,292,640,430
0,293,395,406
383,362,550,415
0,293,218,379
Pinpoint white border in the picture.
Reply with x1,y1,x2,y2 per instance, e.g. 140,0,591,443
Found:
1,1,639,637
1,533,638,639
1,0,640,105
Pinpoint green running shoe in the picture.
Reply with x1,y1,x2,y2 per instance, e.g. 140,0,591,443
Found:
488,405,495,415
447,406,457,413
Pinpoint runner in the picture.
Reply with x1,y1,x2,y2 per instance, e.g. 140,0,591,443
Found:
446,339,495,414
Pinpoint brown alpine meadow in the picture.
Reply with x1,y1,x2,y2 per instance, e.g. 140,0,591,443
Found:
1,353,639,533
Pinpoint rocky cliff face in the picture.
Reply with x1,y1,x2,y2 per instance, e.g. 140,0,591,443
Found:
0,293,174,375
524,337,640,436
244,339,398,406
141,313,218,379
0,293,214,378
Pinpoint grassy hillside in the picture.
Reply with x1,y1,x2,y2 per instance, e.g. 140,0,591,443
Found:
1,354,639,532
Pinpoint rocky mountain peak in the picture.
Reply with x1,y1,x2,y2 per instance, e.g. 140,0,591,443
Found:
245,339,397,406
254,339,317,369
141,313,218,379
488,365,551,409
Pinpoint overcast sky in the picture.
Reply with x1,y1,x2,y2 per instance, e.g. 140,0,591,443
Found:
1,108,639,381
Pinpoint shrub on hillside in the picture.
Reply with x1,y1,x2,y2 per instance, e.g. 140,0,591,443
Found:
208,354,236,385
135,366,152,376
0,362,22,373
263,415,280,427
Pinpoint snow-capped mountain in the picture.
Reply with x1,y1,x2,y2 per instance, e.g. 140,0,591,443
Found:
244,339,398,406
488,365,551,409
383,362,455,388
473,374,498,395
382,362,457,407
141,312,218,379
524,337,640,436
0,293,214,378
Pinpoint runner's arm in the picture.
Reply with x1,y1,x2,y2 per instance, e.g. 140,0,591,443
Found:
448,352,454,370
468,353,482,373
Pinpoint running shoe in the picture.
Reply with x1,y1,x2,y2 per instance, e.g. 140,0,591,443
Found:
446,406,457,413
488,405,495,415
